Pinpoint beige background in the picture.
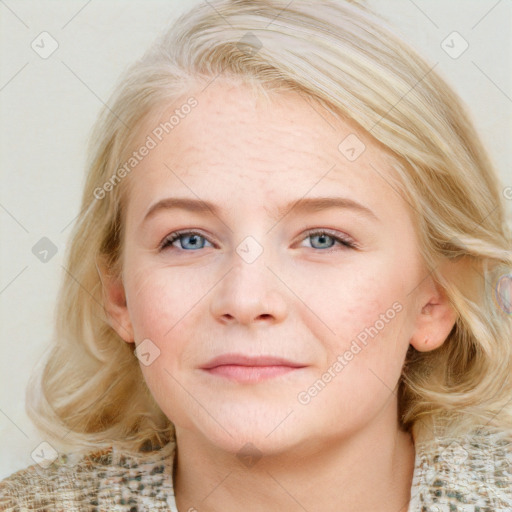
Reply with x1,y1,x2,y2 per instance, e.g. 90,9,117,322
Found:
1,0,511,478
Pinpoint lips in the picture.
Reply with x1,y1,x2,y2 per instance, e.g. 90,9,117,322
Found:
200,353,306,370
199,354,307,383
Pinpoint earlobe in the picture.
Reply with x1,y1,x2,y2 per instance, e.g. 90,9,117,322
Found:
96,256,134,343
410,282,458,353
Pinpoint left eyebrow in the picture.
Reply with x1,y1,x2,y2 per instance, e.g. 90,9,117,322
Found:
140,195,380,227
272,196,380,223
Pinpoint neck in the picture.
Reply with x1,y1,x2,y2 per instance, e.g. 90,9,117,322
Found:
173,406,416,512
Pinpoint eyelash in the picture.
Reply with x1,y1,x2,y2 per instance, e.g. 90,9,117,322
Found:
159,228,357,252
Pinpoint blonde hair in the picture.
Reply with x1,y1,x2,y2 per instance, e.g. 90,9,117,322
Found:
26,0,512,457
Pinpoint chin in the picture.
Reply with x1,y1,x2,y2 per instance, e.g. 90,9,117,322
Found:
192,409,306,457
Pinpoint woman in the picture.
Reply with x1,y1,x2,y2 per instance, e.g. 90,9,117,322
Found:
1,0,511,510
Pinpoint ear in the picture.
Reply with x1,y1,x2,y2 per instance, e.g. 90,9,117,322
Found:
96,256,134,343
409,275,458,353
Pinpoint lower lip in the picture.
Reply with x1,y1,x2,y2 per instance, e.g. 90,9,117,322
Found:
203,365,299,383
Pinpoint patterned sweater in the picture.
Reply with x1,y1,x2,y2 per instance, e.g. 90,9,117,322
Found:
1,428,511,511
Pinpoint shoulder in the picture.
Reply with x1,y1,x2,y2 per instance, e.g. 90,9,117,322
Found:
411,426,512,511
0,447,114,511
0,442,177,511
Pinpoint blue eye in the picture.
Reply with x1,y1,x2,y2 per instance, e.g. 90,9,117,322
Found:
160,231,213,251
302,229,356,250
159,228,356,253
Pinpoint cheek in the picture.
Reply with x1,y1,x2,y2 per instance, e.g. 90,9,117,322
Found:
296,271,410,424
312,257,412,376
125,275,172,341
306,256,406,333
125,265,204,338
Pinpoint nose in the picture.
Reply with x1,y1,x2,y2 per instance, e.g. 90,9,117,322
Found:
209,246,288,326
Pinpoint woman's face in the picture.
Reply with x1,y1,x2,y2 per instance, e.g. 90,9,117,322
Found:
107,80,452,455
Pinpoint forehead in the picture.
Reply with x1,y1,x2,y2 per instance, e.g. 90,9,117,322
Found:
123,80,404,221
